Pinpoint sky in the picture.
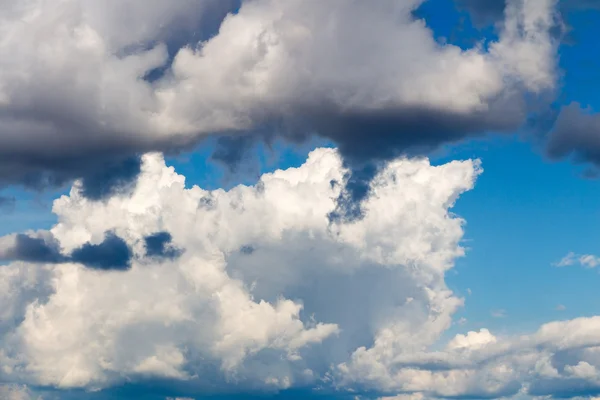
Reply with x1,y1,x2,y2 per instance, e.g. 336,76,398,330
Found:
2,0,600,399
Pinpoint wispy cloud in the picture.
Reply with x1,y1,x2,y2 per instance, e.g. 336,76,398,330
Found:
554,252,600,269
491,309,507,318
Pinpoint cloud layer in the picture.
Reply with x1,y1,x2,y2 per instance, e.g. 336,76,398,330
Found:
0,0,559,193
1,149,600,399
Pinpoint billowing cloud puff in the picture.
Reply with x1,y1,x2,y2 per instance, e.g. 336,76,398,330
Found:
1,148,600,399
0,0,558,193
0,147,477,395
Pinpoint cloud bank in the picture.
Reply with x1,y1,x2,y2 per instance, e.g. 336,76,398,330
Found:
0,0,559,195
1,149,600,399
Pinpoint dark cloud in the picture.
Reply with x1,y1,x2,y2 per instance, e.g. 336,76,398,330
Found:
305,104,521,164
0,231,133,270
71,233,132,271
546,103,600,168
211,101,524,223
80,156,142,201
144,231,183,260
327,163,379,224
0,234,66,263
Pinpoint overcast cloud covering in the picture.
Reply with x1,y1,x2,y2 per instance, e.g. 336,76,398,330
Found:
2,0,600,399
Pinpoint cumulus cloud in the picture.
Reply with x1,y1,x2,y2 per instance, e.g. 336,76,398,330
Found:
337,316,600,399
0,0,559,197
1,148,600,399
0,147,478,395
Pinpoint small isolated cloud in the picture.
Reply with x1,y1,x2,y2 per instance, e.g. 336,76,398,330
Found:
555,252,600,269
556,304,567,311
491,309,507,318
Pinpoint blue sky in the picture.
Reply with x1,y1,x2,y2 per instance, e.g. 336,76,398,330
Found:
2,0,600,399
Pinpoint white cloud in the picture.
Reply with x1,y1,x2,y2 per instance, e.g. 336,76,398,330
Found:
555,252,600,268
447,329,497,350
0,147,480,394
336,316,600,398
1,147,600,399
2,148,600,399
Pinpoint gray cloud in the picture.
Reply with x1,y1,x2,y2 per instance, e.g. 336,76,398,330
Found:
0,0,558,209
71,233,132,271
546,103,600,168
144,231,183,260
0,231,133,270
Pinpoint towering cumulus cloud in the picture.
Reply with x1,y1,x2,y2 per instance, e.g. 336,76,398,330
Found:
1,150,600,399
0,0,558,194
